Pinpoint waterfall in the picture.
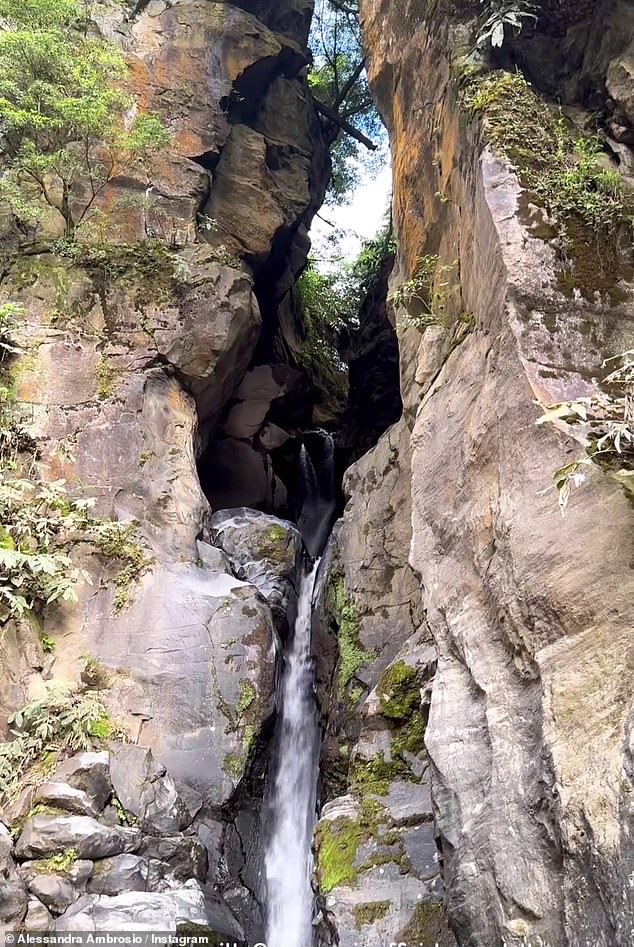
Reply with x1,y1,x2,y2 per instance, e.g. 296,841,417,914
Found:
264,430,336,947
298,430,336,559
264,562,321,947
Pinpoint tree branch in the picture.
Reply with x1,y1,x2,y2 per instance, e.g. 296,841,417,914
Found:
328,0,359,14
314,99,377,150
333,57,366,112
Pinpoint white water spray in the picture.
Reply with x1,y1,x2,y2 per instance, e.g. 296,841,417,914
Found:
264,560,321,947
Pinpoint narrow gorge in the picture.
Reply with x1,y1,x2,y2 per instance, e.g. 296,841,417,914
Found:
0,1,633,946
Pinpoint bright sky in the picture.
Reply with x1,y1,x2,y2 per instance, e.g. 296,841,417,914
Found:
309,140,392,264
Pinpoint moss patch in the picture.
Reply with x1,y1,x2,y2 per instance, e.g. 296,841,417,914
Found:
30,848,78,874
315,799,387,893
236,679,256,717
396,899,455,947
327,575,377,702
222,752,245,780
353,900,392,928
60,240,179,309
350,751,417,796
461,70,634,296
94,355,119,400
89,522,152,612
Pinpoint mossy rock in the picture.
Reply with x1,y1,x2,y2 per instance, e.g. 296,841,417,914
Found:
396,898,455,947
352,900,392,928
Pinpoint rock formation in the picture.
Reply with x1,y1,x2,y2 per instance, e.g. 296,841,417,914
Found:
1,0,634,945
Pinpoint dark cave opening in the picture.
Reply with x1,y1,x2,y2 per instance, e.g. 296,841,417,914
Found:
195,246,402,536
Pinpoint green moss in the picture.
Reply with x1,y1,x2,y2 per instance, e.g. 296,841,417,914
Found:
236,679,256,717
242,724,255,752
90,522,152,612
352,900,392,928
138,451,151,467
315,799,388,893
350,751,417,796
327,575,377,702
462,71,634,238
31,848,78,874
60,240,179,308
315,815,365,892
396,899,453,947
222,752,245,780
258,524,291,563
378,661,420,720
111,795,137,826
94,355,119,400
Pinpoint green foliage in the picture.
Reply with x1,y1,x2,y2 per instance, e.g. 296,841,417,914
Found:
537,351,634,510
0,475,151,618
476,0,537,49
95,356,118,400
0,304,24,359
0,687,125,802
388,255,458,330
39,631,56,653
295,225,394,410
0,0,170,234
462,72,634,236
32,848,78,874
309,0,383,202
0,478,91,617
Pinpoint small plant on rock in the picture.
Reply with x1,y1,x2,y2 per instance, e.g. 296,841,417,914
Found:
476,0,538,50
537,350,634,510
0,686,126,803
388,255,458,330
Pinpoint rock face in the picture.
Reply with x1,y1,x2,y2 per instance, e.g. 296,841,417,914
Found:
333,1,634,945
0,0,329,936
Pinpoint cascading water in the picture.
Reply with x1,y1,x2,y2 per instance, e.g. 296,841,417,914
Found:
297,431,336,559
264,431,336,947
264,562,321,947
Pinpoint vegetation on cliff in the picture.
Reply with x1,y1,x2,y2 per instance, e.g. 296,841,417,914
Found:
309,0,382,200
0,0,169,237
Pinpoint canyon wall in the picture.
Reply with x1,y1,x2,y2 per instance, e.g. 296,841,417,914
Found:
313,0,634,945
0,0,331,938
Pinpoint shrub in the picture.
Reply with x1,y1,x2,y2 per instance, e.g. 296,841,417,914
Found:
537,350,634,510
0,687,125,802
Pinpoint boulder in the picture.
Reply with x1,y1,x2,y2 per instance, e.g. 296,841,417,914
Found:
34,782,102,819
137,835,207,882
53,753,112,812
209,509,303,633
109,744,190,835
54,882,211,932
88,855,149,896
25,871,87,916
23,898,53,932
0,824,27,924
16,816,141,861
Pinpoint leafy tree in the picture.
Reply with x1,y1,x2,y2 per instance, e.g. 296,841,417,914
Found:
309,0,383,201
0,0,170,236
